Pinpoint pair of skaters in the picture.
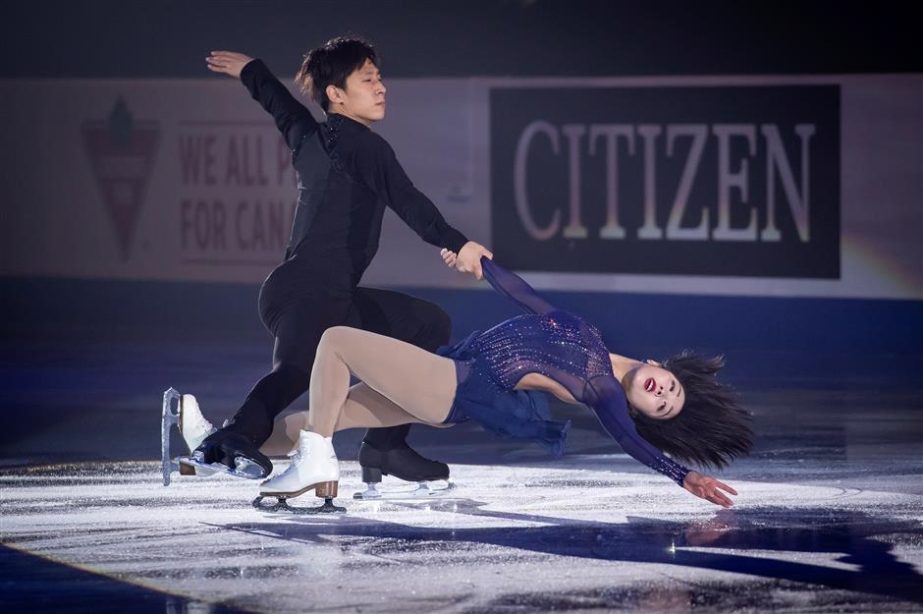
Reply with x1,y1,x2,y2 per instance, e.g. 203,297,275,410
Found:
185,37,752,509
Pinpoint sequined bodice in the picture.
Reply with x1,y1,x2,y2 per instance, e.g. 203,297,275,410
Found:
466,310,612,401
465,257,691,487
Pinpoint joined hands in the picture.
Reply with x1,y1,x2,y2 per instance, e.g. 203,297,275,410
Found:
440,242,493,280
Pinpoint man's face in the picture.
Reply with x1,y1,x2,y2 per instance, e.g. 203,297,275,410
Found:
329,59,386,125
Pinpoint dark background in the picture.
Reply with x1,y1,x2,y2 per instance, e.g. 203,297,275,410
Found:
2,0,920,80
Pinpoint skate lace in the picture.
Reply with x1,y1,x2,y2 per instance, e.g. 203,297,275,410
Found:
289,440,312,464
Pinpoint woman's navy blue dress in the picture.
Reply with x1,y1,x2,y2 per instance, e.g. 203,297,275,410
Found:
438,258,690,487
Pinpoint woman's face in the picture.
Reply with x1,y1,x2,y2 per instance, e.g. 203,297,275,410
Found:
625,361,685,420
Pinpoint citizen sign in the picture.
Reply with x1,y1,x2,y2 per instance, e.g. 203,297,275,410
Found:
491,86,840,277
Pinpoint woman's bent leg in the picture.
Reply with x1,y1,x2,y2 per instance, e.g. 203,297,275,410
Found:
258,383,435,456
335,383,438,431
308,326,457,437
259,412,308,457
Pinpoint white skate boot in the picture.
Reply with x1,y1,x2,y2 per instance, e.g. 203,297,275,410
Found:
178,394,217,451
160,388,218,486
253,431,345,514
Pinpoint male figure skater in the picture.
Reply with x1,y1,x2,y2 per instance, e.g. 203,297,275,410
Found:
195,36,491,485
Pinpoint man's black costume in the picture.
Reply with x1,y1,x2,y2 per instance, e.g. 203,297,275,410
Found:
197,59,468,480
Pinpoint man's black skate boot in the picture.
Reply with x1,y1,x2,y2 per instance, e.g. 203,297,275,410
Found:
186,429,274,480
353,425,454,499
357,440,449,484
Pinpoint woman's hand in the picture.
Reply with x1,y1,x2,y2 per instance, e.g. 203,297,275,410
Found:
683,471,738,508
206,51,254,79
440,248,458,269
440,242,493,280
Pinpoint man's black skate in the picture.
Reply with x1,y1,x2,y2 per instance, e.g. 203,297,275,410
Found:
180,430,273,480
353,441,454,500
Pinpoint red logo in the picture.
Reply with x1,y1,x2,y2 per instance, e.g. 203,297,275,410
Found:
82,98,160,260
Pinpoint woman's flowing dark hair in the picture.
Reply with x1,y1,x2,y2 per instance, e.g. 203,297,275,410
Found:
631,351,753,469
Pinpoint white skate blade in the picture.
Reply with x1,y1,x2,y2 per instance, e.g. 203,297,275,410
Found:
352,480,456,500
161,388,181,486
178,455,266,480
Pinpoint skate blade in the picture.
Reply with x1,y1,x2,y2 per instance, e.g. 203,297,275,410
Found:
177,455,265,480
353,480,456,500
252,495,346,515
161,388,181,486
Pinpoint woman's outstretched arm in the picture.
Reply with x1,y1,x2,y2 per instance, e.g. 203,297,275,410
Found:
207,51,318,152
472,256,557,315
588,375,737,507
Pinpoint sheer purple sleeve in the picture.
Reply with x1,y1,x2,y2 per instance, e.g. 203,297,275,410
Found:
481,257,555,315
586,375,690,487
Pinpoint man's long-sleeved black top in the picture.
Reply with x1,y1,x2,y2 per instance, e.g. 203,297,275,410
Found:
239,59,468,288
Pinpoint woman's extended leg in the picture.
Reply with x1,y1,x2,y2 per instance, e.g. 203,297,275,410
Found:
308,326,458,437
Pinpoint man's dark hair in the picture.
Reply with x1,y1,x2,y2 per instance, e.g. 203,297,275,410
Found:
631,351,753,469
295,36,378,112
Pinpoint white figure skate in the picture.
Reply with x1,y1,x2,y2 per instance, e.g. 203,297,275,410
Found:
160,388,218,486
253,431,345,514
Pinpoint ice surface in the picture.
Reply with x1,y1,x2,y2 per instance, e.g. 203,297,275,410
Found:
3,453,922,612
3,339,922,611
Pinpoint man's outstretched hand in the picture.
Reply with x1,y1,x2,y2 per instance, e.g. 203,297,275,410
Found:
683,471,738,508
206,51,254,79
440,242,493,280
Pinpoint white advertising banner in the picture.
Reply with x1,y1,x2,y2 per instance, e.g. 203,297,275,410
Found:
0,74,920,299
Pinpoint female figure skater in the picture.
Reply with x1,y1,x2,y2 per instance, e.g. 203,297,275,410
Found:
256,255,753,511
